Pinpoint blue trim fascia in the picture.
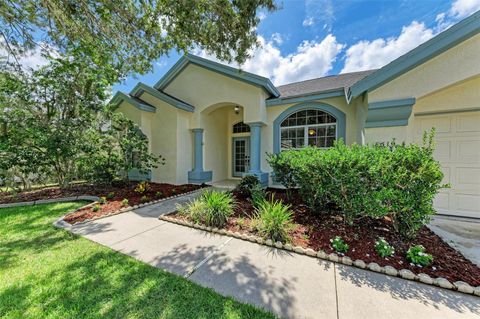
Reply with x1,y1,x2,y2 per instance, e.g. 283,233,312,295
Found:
350,10,480,98
272,102,347,154
130,82,194,112
111,92,156,113
154,54,280,97
153,56,190,90
369,98,416,110
365,98,415,128
188,170,213,184
266,89,345,106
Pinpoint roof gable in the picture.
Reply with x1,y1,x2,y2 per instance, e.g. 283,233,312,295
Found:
349,10,480,99
130,83,194,112
111,92,156,112
154,54,280,97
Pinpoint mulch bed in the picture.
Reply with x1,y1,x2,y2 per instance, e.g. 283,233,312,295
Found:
169,188,480,287
0,182,203,224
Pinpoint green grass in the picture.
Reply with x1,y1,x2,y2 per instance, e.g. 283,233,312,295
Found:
0,202,276,319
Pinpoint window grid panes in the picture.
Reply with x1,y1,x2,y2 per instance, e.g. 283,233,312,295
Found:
280,109,337,150
233,122,250,133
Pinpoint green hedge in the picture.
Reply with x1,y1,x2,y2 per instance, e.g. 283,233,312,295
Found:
267,131,446,239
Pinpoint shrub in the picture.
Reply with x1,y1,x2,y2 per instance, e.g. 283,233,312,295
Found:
375,237,395,258
236,217,245,229
177,198,206,224
121,198,129,207
406,245,433,267
267,130,446,239
92,203,100,212
250,184,266,208
201,191,235,227
171,188,177,195
155,191,163,198
140,195,149,203
235,175,260,198
106,192,115,200
99,196,107,205
330,236,349,253
253,199,293,242
134,181,150,194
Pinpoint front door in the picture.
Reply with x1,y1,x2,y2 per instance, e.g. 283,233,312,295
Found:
232,137,250,177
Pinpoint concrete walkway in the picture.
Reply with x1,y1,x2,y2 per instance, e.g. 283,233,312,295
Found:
70,194,480,319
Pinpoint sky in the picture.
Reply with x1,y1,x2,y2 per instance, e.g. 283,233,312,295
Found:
10,0,480,92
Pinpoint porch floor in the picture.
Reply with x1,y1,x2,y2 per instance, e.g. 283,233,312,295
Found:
209,179,240,190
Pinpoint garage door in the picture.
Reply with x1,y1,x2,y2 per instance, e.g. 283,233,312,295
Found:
414,111,480,218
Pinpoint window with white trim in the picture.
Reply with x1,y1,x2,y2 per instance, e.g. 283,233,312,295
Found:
280,109,337,150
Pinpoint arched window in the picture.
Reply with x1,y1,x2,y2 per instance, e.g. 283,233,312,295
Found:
280,109,337,150
232,121,250,133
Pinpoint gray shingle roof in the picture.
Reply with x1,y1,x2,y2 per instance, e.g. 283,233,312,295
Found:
276,69,377,99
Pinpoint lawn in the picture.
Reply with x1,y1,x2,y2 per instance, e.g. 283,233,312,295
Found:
0,202,276,319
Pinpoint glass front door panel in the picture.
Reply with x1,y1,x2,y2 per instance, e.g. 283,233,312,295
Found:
233,138,250,177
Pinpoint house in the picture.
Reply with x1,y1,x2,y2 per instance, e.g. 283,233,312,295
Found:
111,11,480,218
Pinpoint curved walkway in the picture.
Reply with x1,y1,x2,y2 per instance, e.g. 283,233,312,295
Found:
66,193,480,319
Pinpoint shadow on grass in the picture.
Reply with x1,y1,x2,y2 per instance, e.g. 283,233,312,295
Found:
0,202,276,319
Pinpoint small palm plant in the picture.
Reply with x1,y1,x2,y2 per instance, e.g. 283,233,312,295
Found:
253,198,293,242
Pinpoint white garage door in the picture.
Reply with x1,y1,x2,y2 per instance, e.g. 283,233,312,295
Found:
414,111,480,218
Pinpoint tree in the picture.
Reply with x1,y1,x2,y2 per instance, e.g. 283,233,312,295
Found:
0,0,276,77
0,56,162,188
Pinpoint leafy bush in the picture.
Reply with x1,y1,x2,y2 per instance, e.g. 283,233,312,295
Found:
171,188,177,195
106,192,115,200
140,195,149,203
121,198,129,206
253,199,293,242
250,184,266,208
177,198,207,224
155,191,163,198
235,175,260,198
99,196,107,205
201,191,235,227
134,181,150,194
375,237,395,258
406,245,433,266
92,203,100,212
267,130,445,239
330,236,349,253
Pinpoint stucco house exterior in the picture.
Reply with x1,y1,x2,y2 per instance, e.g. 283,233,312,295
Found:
111,11,480,218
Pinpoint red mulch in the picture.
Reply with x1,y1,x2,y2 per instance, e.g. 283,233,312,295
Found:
62,183,203,224
0,182,203,224
170,188,480,287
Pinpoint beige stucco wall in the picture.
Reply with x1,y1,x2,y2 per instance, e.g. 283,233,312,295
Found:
163,64,270,126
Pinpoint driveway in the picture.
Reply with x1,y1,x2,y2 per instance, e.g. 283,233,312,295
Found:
70,194,480,319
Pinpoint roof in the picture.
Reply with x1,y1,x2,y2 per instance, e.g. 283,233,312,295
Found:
154,54,280,97
276,70,377,99
349,10,480,99
130,82,194,112
111,92,156,113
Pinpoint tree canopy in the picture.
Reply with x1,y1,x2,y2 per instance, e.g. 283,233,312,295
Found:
0,0,276,78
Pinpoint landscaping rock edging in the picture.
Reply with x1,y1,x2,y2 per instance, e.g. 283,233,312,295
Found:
53,188,206,230
0,195,101,208
158,214,480,298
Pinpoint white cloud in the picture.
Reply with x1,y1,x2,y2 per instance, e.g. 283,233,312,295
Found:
0,40,53,70
303,17,315,27
196,34,343,85
449,0,480,19
271,32,283,45
341,21,434,73
258,11,267,21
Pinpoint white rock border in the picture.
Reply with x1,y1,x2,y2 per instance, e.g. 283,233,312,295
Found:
159,214,480,297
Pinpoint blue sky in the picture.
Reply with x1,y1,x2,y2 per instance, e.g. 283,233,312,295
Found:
114,0,479,92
